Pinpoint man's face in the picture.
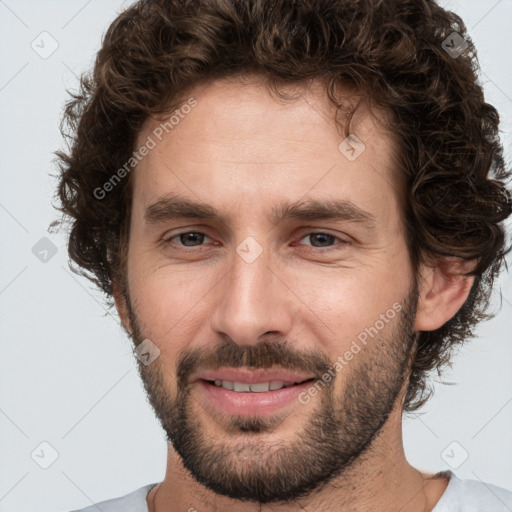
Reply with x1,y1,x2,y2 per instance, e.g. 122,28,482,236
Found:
119,78,419,503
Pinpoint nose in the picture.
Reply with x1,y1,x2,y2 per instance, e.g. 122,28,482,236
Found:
209,242,294,346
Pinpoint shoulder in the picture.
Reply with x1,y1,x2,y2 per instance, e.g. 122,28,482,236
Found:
66,483,157,512
433,471,512,512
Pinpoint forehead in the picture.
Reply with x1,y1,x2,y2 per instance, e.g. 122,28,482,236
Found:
131,77,402,226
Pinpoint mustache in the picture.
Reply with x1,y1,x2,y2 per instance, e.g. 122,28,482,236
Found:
175,338,332,389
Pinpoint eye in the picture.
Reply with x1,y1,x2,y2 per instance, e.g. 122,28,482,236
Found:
296,231,348,250
163,230,349,252
164,231,212,248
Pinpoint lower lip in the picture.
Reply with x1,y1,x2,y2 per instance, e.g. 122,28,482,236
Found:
196,380,314,416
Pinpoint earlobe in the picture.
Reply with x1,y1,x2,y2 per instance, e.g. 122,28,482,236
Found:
414,258,476,332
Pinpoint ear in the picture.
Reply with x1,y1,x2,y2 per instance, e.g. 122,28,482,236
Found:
112,277,133,335
414,257,476,331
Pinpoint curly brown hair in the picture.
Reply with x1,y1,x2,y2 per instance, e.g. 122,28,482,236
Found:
52,0,511,412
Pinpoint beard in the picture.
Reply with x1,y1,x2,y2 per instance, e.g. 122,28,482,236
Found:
123,282,419,505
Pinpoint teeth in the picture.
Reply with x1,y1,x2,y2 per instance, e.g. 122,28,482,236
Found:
221,380,234,390
234,382,251,392
250,382,270,392
212,380,295,392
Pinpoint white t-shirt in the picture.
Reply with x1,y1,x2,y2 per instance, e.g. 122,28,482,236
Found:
68,470,512,511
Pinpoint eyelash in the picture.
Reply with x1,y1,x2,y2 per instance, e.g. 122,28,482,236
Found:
163,230,349,252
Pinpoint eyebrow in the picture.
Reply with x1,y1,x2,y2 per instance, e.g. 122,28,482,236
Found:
144,194,376,228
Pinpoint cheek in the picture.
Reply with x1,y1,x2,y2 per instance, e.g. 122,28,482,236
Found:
128,261,219,350
289,262,409,349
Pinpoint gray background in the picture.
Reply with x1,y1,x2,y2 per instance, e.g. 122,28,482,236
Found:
0,1,511,511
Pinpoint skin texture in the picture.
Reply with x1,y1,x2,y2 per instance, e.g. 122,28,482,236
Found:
113,77,474,511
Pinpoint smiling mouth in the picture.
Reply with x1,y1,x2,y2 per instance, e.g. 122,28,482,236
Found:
202,378,316,393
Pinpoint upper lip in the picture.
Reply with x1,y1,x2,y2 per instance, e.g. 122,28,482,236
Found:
191,367,316,385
